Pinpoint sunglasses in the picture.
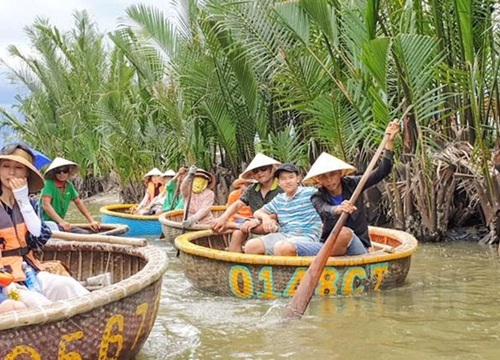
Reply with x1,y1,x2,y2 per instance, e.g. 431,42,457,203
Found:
55,167,70,174
252,165,272,174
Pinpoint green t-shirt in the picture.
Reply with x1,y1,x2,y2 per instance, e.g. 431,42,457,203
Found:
40,179,79,221
162,180,184,211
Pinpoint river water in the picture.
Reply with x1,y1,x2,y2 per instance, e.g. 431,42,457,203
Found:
68,201,500,359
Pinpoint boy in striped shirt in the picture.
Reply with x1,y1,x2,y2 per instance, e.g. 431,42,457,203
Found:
244,163,323,256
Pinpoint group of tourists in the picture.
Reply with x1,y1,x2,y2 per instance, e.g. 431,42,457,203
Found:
211,120,400,257
0,119,398,314
139,120,400,258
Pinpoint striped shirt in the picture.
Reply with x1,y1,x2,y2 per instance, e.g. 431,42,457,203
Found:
262,186,321,242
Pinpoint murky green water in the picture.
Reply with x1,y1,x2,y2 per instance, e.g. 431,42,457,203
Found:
68,201,500,359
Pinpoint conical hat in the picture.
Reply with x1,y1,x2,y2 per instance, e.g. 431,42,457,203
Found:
162,169,176,177
303,152,356,184
0,148,45,192
240,153,281,180
44,157,80,179
143,167,163,180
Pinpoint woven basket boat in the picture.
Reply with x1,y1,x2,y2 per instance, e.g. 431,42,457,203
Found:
51,223,130,240
0,240,168,359
100,204,161,237
175,226,418,299
158,205,227,245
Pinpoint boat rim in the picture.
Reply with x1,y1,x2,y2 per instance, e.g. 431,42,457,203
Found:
0,242,168,330
99,204,159,220
175,226,418,267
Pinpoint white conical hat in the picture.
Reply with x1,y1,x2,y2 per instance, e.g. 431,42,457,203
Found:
143,167,163,180
303,152,356,184
44,157,79,179
162,169,176,177
240,153,281,180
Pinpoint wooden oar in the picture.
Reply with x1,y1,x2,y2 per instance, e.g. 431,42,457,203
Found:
50,231,147,247
176,167,195,256
283,134,390,319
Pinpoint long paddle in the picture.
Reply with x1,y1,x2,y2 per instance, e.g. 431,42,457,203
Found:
50,231,147,247
282,133,390,319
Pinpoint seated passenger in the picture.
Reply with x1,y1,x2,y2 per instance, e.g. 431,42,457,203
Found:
156,167,186,215
303,119,400,255
0,144,89,308
40,157,101,233
211,153,283,252
244,163,322,256
135,168,163,214
180,166,216,228
137,170,176,215
226,177,255,226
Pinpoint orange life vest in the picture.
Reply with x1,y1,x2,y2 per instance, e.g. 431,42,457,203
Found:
0,204,43,282
146,182,164,202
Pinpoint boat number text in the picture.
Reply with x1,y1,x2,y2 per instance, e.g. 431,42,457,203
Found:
3,295,160,360
228,263,389,298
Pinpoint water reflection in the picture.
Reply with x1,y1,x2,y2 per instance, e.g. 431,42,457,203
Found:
68,203,500,359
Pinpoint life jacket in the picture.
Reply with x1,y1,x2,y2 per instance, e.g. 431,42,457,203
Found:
0,203,43,282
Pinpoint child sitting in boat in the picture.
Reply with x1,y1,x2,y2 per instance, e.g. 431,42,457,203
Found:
244,163,323,256
211,153,283,252
40,157,101,233
180,166,215,229
156,167,186,215
134,168,164,214
0,144,90,308
303,119,400,255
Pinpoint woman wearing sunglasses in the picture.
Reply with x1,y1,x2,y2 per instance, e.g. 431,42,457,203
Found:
40,157,101,233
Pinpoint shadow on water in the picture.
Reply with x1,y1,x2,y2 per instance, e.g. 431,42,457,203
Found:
70,202,500,359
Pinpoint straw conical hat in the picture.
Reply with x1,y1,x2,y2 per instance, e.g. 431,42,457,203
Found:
0,148,45,192
162,169,176,177
303,152,356,184
44,157,80,179
240,153,281,180
143,168,163,180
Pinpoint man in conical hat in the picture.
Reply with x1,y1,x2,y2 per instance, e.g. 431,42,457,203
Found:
41,157,101,233
304,120,400,255
212,153,283,252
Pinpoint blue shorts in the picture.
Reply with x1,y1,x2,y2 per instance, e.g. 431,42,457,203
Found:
260,233,318,255
345,234,368,255
294,234,367,256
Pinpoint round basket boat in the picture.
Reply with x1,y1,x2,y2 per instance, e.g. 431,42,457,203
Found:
175,226,418,299
158,205,227,245
0,240,168,359
100,204,161,237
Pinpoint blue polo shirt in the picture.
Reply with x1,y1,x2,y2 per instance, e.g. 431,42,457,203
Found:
262,186,321,242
